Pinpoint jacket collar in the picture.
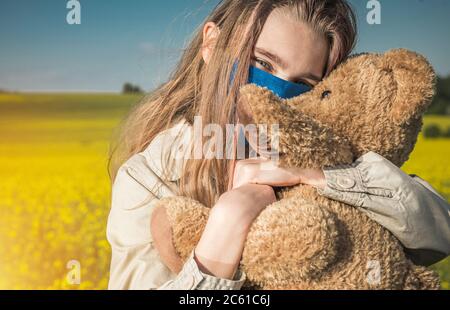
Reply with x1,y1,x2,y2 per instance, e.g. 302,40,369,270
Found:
142,119,193,182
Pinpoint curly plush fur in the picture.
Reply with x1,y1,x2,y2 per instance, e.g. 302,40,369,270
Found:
154,49,441,289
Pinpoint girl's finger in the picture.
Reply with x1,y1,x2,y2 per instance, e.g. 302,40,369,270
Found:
250,168,301,187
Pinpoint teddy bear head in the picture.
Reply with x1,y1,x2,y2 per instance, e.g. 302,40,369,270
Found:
238,49,435,168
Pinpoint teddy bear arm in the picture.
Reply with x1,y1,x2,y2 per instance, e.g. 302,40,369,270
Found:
153,197,210,261
403,262,441,290
241,195,340,287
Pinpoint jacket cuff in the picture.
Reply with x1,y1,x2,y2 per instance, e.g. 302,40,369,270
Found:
163,250,246,290
317,164,366,207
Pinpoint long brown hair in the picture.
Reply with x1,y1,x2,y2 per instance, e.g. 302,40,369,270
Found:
109,0,357,207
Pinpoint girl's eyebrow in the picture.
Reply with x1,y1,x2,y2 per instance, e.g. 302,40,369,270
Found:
255,47,288,70
255,47,322,82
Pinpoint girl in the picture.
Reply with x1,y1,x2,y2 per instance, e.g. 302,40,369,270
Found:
107,0,450,290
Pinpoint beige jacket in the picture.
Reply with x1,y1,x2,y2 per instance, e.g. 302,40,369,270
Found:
106,119,450,290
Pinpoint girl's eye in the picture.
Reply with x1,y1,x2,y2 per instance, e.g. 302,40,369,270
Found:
254,58,273,72
296,80,313,88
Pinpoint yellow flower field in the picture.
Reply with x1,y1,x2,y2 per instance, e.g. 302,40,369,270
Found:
0,93,138,289
0,93,448,289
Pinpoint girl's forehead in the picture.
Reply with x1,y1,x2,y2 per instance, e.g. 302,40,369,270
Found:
254,10,328,80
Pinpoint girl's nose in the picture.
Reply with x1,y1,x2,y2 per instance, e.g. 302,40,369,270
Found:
273,70,296,83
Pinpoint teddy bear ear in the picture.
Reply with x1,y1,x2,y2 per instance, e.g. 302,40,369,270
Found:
382,49,436,124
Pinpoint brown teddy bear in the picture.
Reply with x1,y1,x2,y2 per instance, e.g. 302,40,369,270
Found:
154,49,441,289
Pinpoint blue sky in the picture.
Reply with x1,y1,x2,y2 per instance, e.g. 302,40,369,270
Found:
0,0,449,92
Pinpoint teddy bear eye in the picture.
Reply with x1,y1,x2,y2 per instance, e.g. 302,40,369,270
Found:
321,90,331,99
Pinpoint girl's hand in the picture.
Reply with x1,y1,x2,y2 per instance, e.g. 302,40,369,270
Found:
213,183,277,229
232,157,326,190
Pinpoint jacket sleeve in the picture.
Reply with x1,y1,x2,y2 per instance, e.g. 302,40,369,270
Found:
157,250,246,290
317,151,450,266
107,153,246,290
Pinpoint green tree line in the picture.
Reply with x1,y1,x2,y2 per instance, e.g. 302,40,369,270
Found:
427,76,450,115
122,83,143,94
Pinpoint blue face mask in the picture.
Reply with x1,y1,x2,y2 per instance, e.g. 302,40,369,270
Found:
230,61,311,99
